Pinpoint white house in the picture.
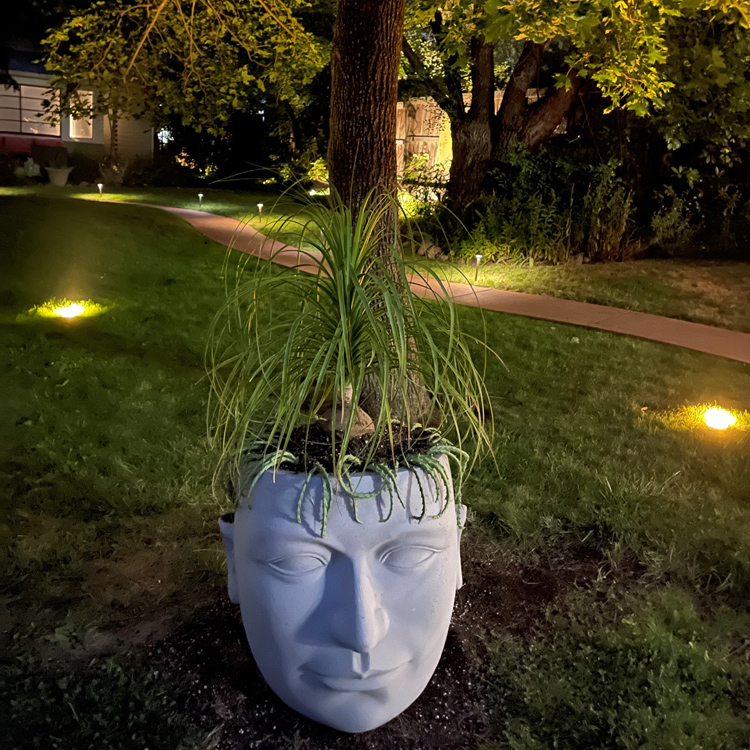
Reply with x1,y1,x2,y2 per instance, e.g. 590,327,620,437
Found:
0,48,154,163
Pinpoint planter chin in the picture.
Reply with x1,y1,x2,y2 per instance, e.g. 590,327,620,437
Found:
219,455,466,733
45,166,74,187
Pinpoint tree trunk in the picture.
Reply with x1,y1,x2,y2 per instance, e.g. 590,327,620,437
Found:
281,99,300,154
109,113,120,162
523,79,578,150
445,37,495,210
327,0,433,425
491,41,578,161
491,41,544,160
327,0,406,216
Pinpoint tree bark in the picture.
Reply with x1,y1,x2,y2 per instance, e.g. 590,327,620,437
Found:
109,112,120,162
327,0,406,216
445,37,495,210
523,79,578,150
328,0,433,425
281,99,301,153
491,41,544,160
492,41,578,161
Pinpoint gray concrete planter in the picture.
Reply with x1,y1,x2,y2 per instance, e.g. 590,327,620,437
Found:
46,167,73,187
219,456,465,733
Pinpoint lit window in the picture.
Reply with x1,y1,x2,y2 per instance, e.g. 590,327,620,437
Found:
69,90,94,139
0,86,60,136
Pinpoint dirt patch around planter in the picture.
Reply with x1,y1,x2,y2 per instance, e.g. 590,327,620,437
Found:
146,540,644,750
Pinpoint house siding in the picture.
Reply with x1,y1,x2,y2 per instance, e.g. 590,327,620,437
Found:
103,116,154,162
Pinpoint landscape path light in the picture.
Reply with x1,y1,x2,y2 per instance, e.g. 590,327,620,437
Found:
97,183,103,198
198,192,204,208
704,406,737,430
257,202,264,220
474,253,483,282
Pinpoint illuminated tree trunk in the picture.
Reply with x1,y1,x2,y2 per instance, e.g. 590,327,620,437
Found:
492,41,578,161
445,38,495,210
328,0,431,423
327,0,405,216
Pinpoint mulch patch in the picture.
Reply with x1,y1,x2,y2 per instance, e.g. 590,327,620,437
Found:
147,540,642,749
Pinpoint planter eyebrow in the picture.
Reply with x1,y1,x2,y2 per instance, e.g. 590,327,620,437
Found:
219,456,466,733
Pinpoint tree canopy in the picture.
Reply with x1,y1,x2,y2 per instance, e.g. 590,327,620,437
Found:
42,0,326,133
399,0,750,204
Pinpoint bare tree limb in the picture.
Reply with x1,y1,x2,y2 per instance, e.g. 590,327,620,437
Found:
125,0,170,79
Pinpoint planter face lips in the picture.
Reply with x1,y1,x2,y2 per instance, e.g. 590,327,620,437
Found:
220,460,464,733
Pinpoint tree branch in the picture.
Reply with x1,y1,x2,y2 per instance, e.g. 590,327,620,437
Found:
125,0,169,79
429,11,465,119
523,71,579,150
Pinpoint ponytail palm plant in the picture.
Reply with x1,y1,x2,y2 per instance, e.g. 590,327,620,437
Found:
207,191,494,517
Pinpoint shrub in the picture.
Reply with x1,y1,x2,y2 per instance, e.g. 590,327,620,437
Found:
651,187,701,253
67,152,100,183
401,152,448,209
123,156,199,187
419,152,633,264
581,163,633,261
306,156,329,186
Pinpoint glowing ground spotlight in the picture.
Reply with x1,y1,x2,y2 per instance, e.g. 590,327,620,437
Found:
53,302,86,318
637,403,748,435
20,298,109,322
703,407,737,430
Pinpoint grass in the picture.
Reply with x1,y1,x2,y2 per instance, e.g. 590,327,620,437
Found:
421,256,750,333
2,655,203,750
0,183,310,245
465,307,750,598
2,195,749,748
3,185,750,332
482,587,750,750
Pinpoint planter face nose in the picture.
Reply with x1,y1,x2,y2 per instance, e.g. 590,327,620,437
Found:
219,459,463,733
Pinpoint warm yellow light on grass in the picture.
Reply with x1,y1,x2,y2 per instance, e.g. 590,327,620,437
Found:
704,407,737,430
640,403,747,435
20,298,109,322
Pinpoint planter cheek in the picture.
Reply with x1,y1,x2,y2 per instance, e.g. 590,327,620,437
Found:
218,459,464,733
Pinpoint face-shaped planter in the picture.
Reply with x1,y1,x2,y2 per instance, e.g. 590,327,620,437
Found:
219,457,465,733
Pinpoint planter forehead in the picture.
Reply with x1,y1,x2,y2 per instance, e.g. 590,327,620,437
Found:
219,458,465,733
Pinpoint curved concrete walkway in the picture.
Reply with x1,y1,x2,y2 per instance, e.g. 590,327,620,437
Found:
158,205,750,365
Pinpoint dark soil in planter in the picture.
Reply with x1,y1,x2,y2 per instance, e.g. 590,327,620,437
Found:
274,423,439,474
147,542,645,749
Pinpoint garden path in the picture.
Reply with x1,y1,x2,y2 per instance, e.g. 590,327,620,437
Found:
157,205,750,365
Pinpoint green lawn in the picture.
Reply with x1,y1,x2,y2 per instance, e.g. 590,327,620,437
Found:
3,185,750,332
0,183,309,235
425,257,750,333
2,196,749,749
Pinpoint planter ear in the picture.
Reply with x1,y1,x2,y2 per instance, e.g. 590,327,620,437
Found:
456,504,467,591
218,515,239,604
